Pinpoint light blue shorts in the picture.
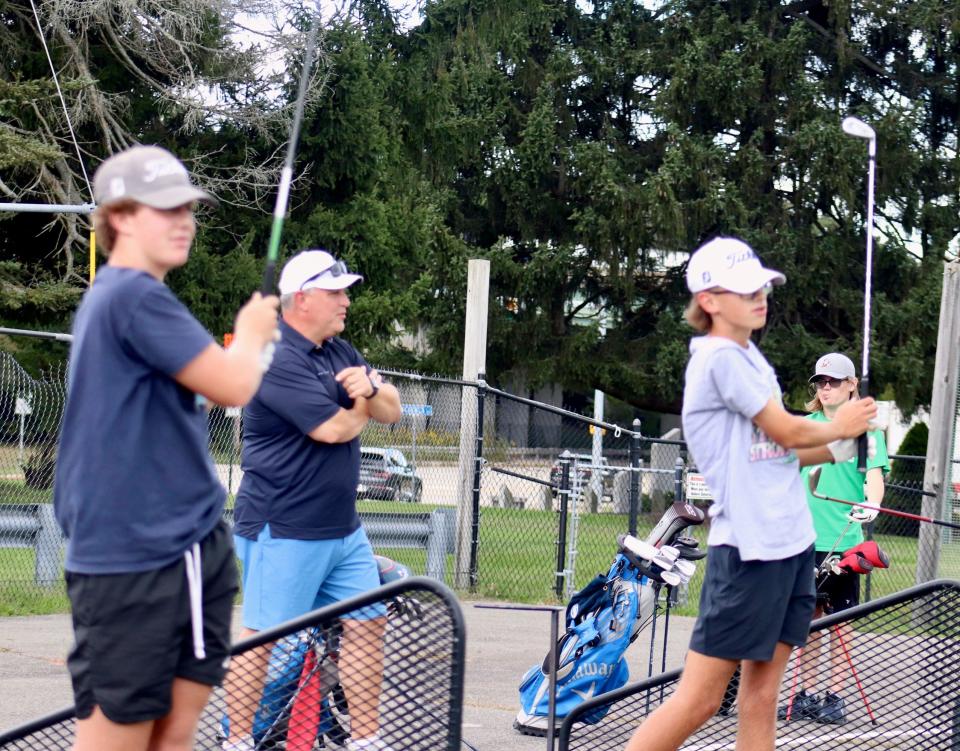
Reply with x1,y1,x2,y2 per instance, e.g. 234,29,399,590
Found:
235,525,386,630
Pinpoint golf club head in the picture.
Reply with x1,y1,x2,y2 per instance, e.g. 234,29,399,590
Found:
808,467,822,495
652,552,677,572
844,540,890,569
842,116,876,141
657,546,680,565
673,537,707,561
658,569,682,587
618,534,676,585
674,559,696,579
618,534,658,563
645,502,706,548
818,554,839,577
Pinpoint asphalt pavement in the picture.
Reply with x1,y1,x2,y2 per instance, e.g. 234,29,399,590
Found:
0,598,695,750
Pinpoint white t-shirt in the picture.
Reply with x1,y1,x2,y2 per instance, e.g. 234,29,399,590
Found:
681,336,815,560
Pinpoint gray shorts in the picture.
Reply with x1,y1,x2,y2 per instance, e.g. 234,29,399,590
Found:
690,545,816,662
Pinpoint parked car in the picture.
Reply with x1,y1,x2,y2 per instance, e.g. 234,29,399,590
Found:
549,453,614,499
357,447,423,502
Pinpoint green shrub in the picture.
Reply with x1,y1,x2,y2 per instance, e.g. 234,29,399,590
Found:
878,422,927,537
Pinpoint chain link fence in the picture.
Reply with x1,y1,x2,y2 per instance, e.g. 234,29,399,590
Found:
471,385,695,606
0,352,66,610
0,346,950,617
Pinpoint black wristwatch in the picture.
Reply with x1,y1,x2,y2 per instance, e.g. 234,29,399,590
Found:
365,366,381,398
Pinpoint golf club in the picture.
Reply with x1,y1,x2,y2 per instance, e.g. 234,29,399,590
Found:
617,535,682,586
809,468,960,532
815,518,854,578
841,115,876,472
263,15,322,295
645,502,706,548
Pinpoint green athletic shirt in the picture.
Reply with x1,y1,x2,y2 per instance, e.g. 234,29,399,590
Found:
800,411,890,552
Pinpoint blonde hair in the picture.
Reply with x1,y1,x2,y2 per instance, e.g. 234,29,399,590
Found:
91,200,139,256
684,296,712,333
804,377,859,413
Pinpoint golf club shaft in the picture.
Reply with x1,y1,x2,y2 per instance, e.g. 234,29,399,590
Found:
262,17,321,295
812,489,960,531
857,137,877,472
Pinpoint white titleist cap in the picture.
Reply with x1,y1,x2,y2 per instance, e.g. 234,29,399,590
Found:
686,237,786,294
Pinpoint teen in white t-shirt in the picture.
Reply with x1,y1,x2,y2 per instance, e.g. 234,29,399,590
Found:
625,237,876,751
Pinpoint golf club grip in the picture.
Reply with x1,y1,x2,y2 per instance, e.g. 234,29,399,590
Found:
261,260,276,296
857,375,869,472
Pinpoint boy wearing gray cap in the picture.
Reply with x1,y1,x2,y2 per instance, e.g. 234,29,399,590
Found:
625,237,876,751
53,145,279,751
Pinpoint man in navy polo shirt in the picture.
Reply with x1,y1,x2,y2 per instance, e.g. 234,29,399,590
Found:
224,250,401,751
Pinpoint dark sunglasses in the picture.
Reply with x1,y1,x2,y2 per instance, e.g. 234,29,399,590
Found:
707,283,773,302
299,260,350,290
808,376,848,395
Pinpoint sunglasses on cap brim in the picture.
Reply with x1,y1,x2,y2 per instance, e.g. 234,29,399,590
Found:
299,260,351,290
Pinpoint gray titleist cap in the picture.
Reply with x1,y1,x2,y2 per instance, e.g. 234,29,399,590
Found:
93,145,217,209
809,352,857,382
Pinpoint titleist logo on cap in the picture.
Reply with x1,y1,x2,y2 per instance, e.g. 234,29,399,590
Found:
723,247,757,267
142,157,189,183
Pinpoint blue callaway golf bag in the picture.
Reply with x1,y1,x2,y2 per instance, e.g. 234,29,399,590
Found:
515,555,655,734
515,502,706,736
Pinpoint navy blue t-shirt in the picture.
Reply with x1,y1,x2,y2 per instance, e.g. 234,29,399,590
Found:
53,266,224,574
233,321,368,541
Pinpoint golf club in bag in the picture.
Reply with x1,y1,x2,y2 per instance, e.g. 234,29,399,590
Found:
514,502,706,736
219,556,420,750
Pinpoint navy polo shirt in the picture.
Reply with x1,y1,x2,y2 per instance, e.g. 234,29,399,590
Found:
53,266,224,574
233,320,368,540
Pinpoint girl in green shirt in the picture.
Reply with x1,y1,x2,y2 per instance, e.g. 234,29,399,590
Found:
780,352,888,725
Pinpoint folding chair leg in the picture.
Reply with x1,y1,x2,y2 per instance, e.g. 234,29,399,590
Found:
832,625,877,726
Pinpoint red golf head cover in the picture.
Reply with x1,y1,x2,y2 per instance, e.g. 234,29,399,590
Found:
843,540,890,569
837,552,874,575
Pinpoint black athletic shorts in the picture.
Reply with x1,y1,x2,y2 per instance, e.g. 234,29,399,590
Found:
815,550,861,614
65,520,237,724
690,544,816,662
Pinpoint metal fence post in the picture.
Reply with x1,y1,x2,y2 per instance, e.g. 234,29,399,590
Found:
917,262,960,585
556,451,572,598
426,509,449,581
674,456,685,503
629,419,641,536
35,504,63,586
469,373,486,590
